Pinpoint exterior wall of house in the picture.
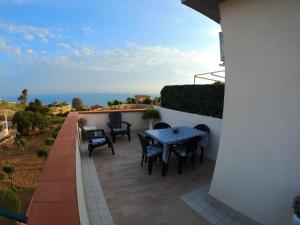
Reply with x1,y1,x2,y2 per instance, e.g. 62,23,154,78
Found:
209,1,300,224
156,107,222,161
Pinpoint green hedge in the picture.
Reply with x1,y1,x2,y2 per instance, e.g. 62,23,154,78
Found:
160,83,224,118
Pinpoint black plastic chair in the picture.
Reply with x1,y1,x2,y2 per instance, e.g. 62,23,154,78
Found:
194,124,210,162
172,136,201,174
81,127,114,157
107,112,131,143
153,122,171,129
137,133,162,175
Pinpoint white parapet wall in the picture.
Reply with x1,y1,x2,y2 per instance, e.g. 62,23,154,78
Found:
156,106,222,161
78,110,148,132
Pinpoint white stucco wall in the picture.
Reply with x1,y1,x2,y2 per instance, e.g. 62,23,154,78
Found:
209,1,300,225
156,107,222,161
78,111,148,132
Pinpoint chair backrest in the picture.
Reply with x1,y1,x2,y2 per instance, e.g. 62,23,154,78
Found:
185,136,201,153
137,133,148,154
194,124,210,134
109,112,122,128
153,122,171,129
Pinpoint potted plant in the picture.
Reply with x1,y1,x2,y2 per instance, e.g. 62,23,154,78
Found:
142,109,161,129
293,196,300,225
78,118,87,127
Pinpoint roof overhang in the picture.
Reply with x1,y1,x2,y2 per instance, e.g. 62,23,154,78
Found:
182,0,225,24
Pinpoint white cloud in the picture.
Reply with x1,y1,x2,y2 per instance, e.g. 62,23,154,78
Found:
81,24,97,36
204,24,222,37
0,22,62,42
23,33,34,41
57,43,81,57
2,41,222,94
0,37,21,56
0,0,31,5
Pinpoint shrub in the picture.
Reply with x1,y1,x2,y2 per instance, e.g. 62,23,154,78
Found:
294,196,300,218
0,171,5,181
2,164,15,187
52,130,58,138
0,189,21,213
90,104,102,110
16,138,26,154
37,146,50,158
2,164,15,175
45,137,55,146
62,111,69,117
26,99,49,115
142,109,161,120
0,124,4,132
78,118,87,127
142,98,152,105
107,99,122,106
161,83,224,118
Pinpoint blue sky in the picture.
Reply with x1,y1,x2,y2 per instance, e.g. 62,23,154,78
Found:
0,0,221,96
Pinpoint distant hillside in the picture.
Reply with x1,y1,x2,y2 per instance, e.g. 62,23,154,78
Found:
0,100,20,120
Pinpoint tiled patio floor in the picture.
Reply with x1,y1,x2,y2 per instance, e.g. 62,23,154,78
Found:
85,132,215,225
181,186,261,225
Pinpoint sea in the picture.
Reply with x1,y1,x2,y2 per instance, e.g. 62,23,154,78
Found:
1,93,159,106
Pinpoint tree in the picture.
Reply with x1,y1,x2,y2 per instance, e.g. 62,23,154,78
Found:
126,98,136,104
107,99,122,106
30,112,47,131
16,138,26,154
12,111,47,135
113,99,121,105
2,164,15,188
142,98,152,105
26,99,49,114
12,111,32,135
18,89,29,109
152,97,161,106
72,98,83,111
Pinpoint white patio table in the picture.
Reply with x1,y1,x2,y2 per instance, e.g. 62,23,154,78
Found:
145,126,208,176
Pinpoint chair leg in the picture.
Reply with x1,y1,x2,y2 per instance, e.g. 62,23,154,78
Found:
110,142,115,155
141,155,144,167
112,134,116,143
127,132,131,142
177,157,183,174
148,157,153,175
200,147,204,163
191,152,196,169
88,146,93,157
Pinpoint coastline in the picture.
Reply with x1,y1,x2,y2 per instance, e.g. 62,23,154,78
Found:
2,92,159,106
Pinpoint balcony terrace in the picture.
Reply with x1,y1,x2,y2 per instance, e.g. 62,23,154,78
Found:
24,107,226,225
81,133,215,225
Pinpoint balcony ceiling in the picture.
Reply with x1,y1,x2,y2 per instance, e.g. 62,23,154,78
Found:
182,0,226,23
